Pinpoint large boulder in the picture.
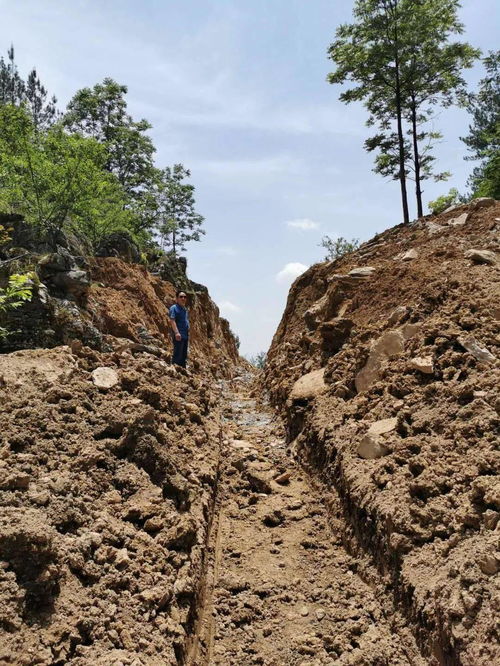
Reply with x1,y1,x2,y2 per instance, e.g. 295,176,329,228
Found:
96,232,141,264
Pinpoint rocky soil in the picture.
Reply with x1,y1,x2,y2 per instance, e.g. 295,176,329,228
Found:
264,199,500,665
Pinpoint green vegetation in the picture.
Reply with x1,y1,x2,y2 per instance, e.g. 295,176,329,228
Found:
428,188,463,215
320,236,360,262
0,272,33,338
328,0,479,223
461,51,500,199
249,351,267,369
0,49,204,257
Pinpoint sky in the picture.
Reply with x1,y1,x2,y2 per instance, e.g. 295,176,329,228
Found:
2,0,498,355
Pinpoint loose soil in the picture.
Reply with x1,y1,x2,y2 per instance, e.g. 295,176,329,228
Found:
188,375,425,665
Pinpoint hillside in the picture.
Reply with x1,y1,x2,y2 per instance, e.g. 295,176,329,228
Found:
264,198,500,665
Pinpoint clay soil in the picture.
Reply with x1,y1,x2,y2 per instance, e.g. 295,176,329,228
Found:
265,200,500,665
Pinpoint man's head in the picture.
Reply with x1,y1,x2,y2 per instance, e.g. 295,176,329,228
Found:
176,290,188,306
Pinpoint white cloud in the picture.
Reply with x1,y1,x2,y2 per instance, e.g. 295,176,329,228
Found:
219,300,242,314
275,262,308,284
286,218,319,231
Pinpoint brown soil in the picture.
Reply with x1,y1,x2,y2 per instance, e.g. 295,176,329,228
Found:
0,344,223,665
188,376,424,666
264,200,500,665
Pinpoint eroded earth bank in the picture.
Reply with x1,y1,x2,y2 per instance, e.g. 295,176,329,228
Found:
0,200,499,666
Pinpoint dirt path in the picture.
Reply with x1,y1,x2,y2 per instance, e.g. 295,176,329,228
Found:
188,374,426,666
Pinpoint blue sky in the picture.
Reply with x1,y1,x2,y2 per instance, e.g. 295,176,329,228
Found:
2,0,498,355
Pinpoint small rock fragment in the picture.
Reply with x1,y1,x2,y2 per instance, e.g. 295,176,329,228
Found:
464,249,497,265
348,266,376,278
368,417,398,436
478,553,499,576
449,212,469,226
357,434,390,460
470,197,496,209
274,471,291,485
299,606,310,617
401,249,418,261
263,510,284,527
409,356,434,374
92,367,119,389
458,336,496,362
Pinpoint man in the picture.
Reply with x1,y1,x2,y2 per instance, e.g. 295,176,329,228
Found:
169,290,190,367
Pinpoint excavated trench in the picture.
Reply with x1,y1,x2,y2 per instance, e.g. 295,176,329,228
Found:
183,372,427,666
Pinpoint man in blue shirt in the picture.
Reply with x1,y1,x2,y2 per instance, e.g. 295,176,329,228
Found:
169,290,190,367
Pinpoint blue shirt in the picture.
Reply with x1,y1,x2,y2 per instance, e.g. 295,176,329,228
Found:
169,303,190,339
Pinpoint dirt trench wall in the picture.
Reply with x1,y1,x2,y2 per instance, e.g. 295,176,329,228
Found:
0,344,227,665
264,200,500,665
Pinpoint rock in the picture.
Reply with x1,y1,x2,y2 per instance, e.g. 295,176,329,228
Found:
464,249,497,265
355,330,405,392
96,231,141,263
401,249,418,261
245,469,273,494
115,548,131,569
144,516,164,533
457,336,496,362
299,606,310,617
478,553,499,576
368,417,398,436
348,266,376,278
470,197,496,209
315,609,325,621
0,471,31,490
289,368,327,402
92,367,119,389
357,434,390,460
274,471,292,485
426,222,444,234
409,356,434,374
263,510,284,527
387,306,409,326
51,269,90,296
449,212,469,226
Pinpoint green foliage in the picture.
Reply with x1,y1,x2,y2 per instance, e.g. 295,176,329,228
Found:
328,0,479,221
154,164,205,255
249,351,267,369
462,51,500,198
319,236,360,262
428,187,464,214
0,272,34,338
0,51,205,259
0,46,58,129
0,105,134,248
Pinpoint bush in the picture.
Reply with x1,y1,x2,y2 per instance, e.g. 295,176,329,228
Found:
319,236,359,262
0,272,34,338
428,188,465,215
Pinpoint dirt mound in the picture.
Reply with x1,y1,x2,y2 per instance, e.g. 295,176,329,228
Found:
0,345,227,665
264,199,500,665
89,258,239,376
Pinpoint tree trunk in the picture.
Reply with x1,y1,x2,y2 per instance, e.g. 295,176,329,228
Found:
410,99,423,218
391,3,410,224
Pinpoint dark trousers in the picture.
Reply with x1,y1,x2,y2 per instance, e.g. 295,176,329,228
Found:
172,336,189,367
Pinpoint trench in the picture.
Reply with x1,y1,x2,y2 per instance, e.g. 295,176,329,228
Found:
183,371,426,666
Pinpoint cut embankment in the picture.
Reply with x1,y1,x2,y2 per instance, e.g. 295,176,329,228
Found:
0,345,224,666
264,199,500,665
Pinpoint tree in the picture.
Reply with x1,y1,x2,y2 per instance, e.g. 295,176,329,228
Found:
63,78,156,198
461,51,500,198
328,0,479,221
319,236,360,262
155,164,205,255
0,46,58,129
249,351,267,369
0,105,133,247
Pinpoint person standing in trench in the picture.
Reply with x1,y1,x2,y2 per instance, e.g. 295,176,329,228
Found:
169,290,190,367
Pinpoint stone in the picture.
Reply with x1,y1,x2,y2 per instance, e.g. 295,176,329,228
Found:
263,510,284,527
355,330,405,392
289,368,327,402
51,269,90,295
368,417,398,436
115,548,131,569
478,553,499,576
387,306,409,326
464,249,497,265
409,356,434,374
457,336,496,363
92,367,119,389
348,266,376,278
401,249,418,261
449,212,469,226
357,434,390,459
274,471,292,485
426,222,443,234
315,609,325,621
299,606,309,617
470,197,496,209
